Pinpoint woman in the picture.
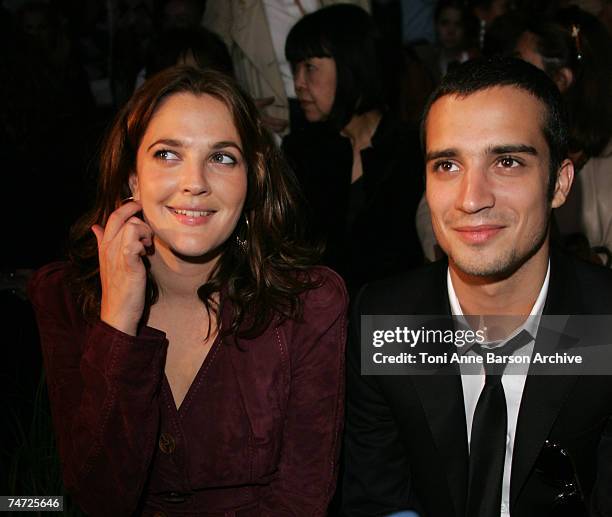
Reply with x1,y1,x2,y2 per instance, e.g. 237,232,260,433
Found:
514,7,612,261
282,4,424,292
413,0,478,84
28,67,347,516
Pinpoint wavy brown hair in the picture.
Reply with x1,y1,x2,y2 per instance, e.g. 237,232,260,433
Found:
69,66,321,339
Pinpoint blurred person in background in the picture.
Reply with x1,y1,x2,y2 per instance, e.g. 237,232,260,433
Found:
515,6,612,263
414,0,478,84
283,4,424,292
202,0,370,137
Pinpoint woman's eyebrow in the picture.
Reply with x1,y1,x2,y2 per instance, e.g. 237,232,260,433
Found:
212,140,244,155
146,139,244,155
147,138,184,151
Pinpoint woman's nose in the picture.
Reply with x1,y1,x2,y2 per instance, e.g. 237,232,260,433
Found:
180,160,210,195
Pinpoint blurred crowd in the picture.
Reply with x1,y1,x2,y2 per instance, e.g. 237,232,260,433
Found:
1,0,611,500
0,0,610,276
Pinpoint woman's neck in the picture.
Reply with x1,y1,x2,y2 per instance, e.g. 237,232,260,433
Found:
341,109,382,151
149,245,218,302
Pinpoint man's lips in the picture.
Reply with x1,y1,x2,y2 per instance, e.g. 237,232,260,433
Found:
453,225,505,244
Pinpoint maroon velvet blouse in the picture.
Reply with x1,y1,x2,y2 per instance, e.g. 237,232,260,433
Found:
28,263,348,516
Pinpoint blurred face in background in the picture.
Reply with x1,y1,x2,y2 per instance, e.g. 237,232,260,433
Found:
436,7,466,50
514,31,546,71
293,57,337,122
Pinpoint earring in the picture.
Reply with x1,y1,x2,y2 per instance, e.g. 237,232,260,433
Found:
236,215,249,251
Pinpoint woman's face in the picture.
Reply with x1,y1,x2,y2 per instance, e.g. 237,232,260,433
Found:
293,57,337,122
130,92,248,261
515,31,546,71
436,7,465,50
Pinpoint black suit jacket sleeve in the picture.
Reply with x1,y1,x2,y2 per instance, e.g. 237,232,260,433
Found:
342,286,415,516
592,415,612,515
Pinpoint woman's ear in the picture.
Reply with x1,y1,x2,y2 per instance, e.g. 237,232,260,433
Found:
554,67,574,93
128,173,140,200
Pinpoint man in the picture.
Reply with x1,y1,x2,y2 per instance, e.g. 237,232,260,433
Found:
343,57,612,516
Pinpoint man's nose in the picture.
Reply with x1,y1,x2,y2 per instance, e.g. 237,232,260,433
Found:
455,167,495,214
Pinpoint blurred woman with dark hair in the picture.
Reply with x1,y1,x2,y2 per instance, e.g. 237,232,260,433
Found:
282,4,424,291
414,0,479,84
515,6,612,260
28,67,347,516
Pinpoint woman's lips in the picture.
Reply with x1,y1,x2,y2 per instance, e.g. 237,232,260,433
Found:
167,207,215,226
453,225,505,244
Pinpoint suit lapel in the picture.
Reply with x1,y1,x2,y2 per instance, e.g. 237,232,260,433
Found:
510,251,582,505
411,373,469,517
404,262,469,517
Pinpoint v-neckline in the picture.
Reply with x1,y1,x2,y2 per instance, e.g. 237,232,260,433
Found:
163,331,222,416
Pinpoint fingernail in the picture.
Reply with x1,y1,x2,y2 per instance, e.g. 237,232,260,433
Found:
121,196,135,204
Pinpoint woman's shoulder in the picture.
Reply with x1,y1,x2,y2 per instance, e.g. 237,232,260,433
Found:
27,261,77,316
299,266,349,315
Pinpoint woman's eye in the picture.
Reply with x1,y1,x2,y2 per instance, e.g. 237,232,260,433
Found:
211,152,236,165
433,160,459,173
497,156,521,168
154,149,179,161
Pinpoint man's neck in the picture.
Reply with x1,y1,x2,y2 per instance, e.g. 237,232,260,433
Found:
449,242,550,317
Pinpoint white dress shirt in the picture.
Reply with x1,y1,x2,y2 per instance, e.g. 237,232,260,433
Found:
447,262,550,517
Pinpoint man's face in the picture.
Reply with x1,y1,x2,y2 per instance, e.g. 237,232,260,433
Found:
425,86,571,278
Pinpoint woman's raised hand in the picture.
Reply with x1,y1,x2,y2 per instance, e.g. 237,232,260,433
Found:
91,201,153,336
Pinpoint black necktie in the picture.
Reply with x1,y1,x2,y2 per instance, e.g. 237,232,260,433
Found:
466,329,532,517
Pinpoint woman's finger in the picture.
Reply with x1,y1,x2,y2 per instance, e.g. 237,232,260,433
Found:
91,225,104,247
123,219,154,247
102,201,143,242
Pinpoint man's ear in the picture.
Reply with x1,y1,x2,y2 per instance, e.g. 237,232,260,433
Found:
128,173,140,200
551,159,575,209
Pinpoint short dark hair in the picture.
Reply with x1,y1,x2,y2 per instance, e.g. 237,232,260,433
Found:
421,56,569,197
145,27,234,79
285,4,389,130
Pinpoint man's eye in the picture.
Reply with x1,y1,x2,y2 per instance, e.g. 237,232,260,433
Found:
434,161,459,173
154,149,179,161
211,152,236,165
497,156,521,168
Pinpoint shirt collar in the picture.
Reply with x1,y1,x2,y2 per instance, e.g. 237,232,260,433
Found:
447,260,550,340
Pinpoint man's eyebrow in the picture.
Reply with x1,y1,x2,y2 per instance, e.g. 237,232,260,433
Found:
425,148,459,162
488,144,538,156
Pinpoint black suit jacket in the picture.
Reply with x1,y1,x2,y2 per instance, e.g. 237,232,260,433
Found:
282,114,424,292
343,251,612,516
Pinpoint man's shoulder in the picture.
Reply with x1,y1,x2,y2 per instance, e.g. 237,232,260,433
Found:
355,260,448,315
550,250,612,314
